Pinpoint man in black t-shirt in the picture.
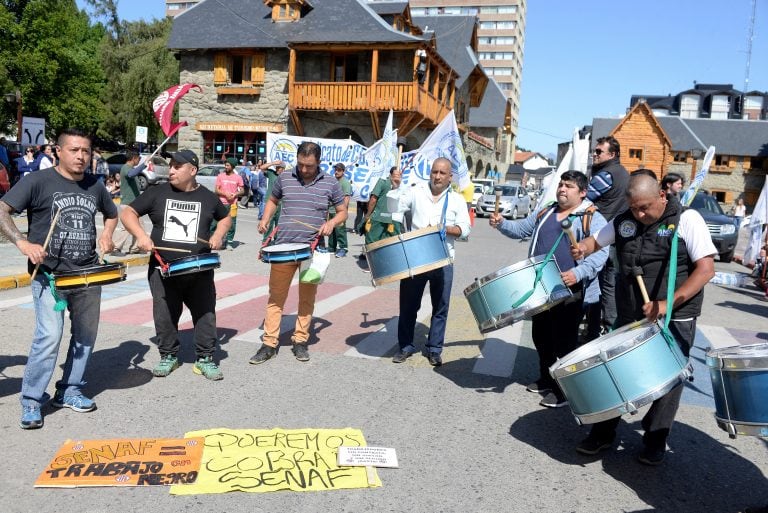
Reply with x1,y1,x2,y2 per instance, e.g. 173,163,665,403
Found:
121,150,231,381
0,128,118,430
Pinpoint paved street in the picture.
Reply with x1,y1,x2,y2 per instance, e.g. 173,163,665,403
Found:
0,206,766,512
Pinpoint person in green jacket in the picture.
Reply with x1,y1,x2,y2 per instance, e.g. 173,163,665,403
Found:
364,166,403,245
328,163,352,257
260,160,285,243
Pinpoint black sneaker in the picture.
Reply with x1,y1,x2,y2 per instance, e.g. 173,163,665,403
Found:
576,435,615,455
525,380,553,394
249,345,277,365
539,391,568,408
392,350,414,363
638,446,666,466
426,353,442,367
292,343,310,362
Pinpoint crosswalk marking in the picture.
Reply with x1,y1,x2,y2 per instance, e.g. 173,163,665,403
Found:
697,325,741,350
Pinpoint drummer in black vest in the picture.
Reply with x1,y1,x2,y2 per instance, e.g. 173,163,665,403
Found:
121,150,231,381
587,136,630,335
490,171,608,407
572,174,716,465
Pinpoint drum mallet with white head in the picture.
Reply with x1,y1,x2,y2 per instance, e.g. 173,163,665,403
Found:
560,218,579,248
632,266,651,304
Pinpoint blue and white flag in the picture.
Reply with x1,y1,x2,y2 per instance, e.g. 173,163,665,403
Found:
743,176,768,266
681,145,715,207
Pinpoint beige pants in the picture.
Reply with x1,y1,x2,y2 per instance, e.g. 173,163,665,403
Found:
262,262,318,347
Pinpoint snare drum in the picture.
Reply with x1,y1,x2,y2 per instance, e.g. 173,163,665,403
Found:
707,343,768,438
364,225,451,286
160,253,220,278
464,255,571,333
261,243,312,263
53,263,127,290
550,319,690,425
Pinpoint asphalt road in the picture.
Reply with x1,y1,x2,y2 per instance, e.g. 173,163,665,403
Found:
0,206,766,513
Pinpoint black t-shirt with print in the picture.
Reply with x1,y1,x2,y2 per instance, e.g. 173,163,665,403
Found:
2,168,117,274
128,182,229,264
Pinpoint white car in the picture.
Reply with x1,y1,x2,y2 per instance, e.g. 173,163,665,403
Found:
475,183,531,219
196,164,226,192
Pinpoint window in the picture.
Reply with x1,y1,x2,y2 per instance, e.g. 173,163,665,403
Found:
715,154,729,167
673,151,687,162
680,94,699,118
497,21,516,29
480,21,496,29
331,54,358,82
745,95,763,109
711,94,730,120
214,51,266,88
629,148,643,159
499,6,518,13
480,7,497,14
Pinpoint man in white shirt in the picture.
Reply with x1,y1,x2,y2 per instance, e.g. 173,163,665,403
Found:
393,158,471,366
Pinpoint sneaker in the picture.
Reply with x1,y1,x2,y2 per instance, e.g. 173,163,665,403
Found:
292,343,310,362
525,379,553,394
576,435,615,455
426,352,442,367
20,405,43,429
335,249,348,258
193,356,224,381
392,350,414,363
637,445,666,466
52,392,96,412
539,391,568,408
249,344,277,365
153,355,179,377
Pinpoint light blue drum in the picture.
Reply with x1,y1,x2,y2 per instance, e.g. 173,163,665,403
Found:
707,343,768,438
463,255,571,333
550,319,691,425
160,253,220,278
365,225,452,286
261,243,312,264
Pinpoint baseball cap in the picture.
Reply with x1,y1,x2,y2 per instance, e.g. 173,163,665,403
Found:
333,162,345,171
170,149,199,167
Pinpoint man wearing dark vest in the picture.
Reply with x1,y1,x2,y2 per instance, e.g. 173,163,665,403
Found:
572,174,715,465
587,135,630,334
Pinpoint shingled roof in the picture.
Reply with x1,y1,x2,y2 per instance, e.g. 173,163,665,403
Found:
412,15,478,87
591,116,768,157
469,79,508,128
168,0,425,50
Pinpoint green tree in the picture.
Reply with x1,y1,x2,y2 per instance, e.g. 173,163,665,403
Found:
1,0,106,138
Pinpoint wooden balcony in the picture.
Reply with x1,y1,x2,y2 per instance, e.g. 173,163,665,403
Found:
289,81,451,137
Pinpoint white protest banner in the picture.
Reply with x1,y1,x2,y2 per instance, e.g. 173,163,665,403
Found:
266,133,366,181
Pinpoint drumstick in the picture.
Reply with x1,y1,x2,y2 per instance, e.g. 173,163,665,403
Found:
153,246,192,253
632,266,651,304
289,218,319,232
30,209,61,282
494,188,502,214
197,237,210,245
560,218,579,248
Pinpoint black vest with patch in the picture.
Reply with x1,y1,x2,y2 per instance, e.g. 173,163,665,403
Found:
613,200,704,321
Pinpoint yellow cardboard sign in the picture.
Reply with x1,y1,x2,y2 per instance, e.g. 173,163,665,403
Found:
170,427,381,495
35,438,204,487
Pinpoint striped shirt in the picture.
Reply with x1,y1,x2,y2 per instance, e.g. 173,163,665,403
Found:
272,170,345,244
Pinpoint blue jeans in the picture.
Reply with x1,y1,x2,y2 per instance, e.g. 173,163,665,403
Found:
257,187,267,218
21,276,102,408
397,265,453,355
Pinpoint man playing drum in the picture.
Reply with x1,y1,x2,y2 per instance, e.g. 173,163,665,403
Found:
392,158,471,367
0,128,118,429
571,173,715,465
490,171,608,407
250,141,346,365
121,150,231,381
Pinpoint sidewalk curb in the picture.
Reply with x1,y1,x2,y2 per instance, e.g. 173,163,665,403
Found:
0,255,150,291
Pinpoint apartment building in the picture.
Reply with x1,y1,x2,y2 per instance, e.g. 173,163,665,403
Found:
165,0,200,17
408,0,526,147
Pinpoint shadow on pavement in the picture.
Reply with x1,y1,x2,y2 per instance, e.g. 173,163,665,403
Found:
509,408,768,512
715,299,768,317
0,354,26,398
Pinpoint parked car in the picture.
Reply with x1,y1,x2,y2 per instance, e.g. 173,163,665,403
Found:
196,164,226,193
106,153,170,191
471,183,484,207
475,183,531,219
689,192,738,262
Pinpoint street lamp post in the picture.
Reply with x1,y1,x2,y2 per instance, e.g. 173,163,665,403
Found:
3,90,22,141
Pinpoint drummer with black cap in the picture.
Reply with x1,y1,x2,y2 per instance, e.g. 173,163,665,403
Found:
571,173,716,465
121,149,231,381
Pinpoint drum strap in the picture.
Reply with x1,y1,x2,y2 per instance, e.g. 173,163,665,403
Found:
439,193,449,241
511,230,566,309
153,249,171,275
42,271,68,312
663,229,679,333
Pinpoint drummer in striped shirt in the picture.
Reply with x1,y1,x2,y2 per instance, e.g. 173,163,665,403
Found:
251,141,346,365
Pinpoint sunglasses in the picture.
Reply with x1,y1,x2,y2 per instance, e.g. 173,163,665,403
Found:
26,149,34,153
593,148,614,156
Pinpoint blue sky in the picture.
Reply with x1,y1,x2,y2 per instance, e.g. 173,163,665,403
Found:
83,0,767,157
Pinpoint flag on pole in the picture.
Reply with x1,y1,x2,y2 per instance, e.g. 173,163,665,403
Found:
743,176,768,265
381,109,398,173
680,145,716,207
411,111,471,189
152,83,202,137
